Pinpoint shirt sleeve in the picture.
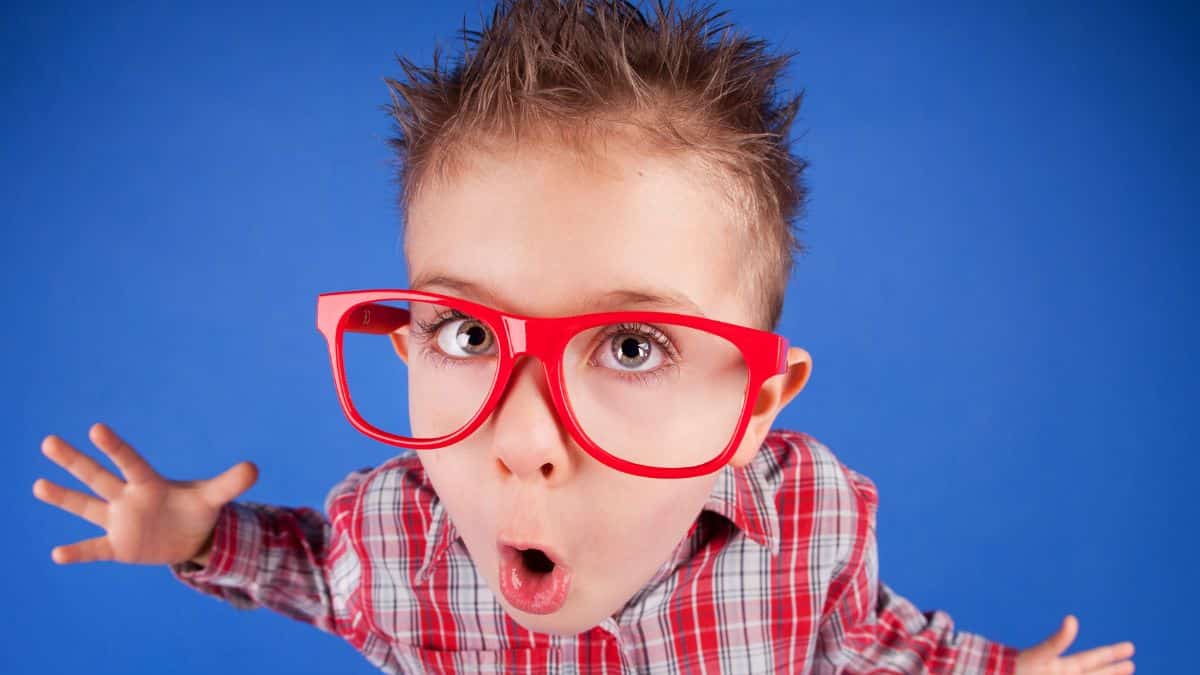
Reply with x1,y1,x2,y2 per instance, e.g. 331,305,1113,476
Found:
815,466,1020,675
167,466,373,636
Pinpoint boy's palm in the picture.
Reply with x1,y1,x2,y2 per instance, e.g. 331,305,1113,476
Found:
32,422,258,566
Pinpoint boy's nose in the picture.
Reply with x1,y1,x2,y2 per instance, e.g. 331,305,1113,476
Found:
488,354,574,484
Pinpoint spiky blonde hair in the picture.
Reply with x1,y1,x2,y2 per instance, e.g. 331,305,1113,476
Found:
383,0,808,331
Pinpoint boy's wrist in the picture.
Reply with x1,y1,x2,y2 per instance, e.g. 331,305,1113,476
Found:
187,530,215,567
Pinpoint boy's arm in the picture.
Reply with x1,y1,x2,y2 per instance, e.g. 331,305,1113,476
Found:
168,468,372,636
815,467,1020,675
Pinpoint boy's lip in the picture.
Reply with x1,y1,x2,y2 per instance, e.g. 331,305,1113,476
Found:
496,535,569,569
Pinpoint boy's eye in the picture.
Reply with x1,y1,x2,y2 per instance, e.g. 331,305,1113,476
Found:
431,316,496,358
584,322,683,387
595,331,668,373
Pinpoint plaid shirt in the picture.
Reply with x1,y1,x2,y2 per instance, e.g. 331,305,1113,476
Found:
170,428,1018,674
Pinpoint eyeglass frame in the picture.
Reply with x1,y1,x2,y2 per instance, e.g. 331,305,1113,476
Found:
315,288,792,479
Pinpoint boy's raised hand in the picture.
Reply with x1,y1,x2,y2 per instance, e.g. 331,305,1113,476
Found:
1016,615,1135,674
32,422,258,566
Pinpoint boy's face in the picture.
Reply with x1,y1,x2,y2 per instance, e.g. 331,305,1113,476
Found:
395,129,809,635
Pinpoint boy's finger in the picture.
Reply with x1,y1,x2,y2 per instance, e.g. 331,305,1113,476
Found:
88,422,160,484
1068,641,1135,670
41,434,124,501
32,478,109,529
1025,614,1076,660
51,535,114,564
202,461,258,507
1090,660,1135,675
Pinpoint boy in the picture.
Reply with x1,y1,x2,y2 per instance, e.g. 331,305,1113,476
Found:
33,1,1135,673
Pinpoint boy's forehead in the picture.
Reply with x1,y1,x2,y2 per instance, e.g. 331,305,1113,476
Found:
402,136,750,324
408,271,709,318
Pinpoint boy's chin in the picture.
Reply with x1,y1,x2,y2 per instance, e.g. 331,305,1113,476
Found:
501,601,609,637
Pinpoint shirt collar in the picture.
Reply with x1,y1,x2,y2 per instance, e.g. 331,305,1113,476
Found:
699,452,782,556
415,483,459,587
415,439,782,585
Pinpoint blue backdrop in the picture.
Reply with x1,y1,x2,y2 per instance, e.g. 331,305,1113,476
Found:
5,1,1193,672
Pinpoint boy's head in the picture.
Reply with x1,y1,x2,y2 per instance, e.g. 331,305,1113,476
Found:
382,0,812,634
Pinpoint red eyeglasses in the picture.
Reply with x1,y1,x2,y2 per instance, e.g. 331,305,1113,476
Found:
315,289,790,479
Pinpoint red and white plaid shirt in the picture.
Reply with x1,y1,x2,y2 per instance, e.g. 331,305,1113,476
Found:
170,428,1018,674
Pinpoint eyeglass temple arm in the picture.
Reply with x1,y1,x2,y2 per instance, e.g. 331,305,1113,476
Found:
342,303,410,335
775,337,791,374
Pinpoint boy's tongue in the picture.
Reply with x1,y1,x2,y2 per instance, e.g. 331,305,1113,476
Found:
497,544,572,614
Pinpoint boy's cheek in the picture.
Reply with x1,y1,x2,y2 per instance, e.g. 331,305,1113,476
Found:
587,480,710,548
414,449,474,506
417,448,483,499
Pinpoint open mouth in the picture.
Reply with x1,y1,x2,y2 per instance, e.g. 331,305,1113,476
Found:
497,542,573,615
519,547,556,574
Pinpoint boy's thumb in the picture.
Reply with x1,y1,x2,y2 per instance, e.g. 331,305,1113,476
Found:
1030,615,1077,659
203,461,259,506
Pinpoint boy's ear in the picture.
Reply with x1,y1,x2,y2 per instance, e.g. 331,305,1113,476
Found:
388,324,410,364
728,346,812,469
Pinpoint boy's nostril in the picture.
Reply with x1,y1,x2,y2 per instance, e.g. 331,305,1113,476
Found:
520,548,555,574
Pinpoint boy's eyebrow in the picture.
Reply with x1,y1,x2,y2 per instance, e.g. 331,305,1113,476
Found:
409,273,707,317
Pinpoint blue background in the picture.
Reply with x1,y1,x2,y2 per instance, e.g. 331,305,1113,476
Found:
4,1,1193,672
